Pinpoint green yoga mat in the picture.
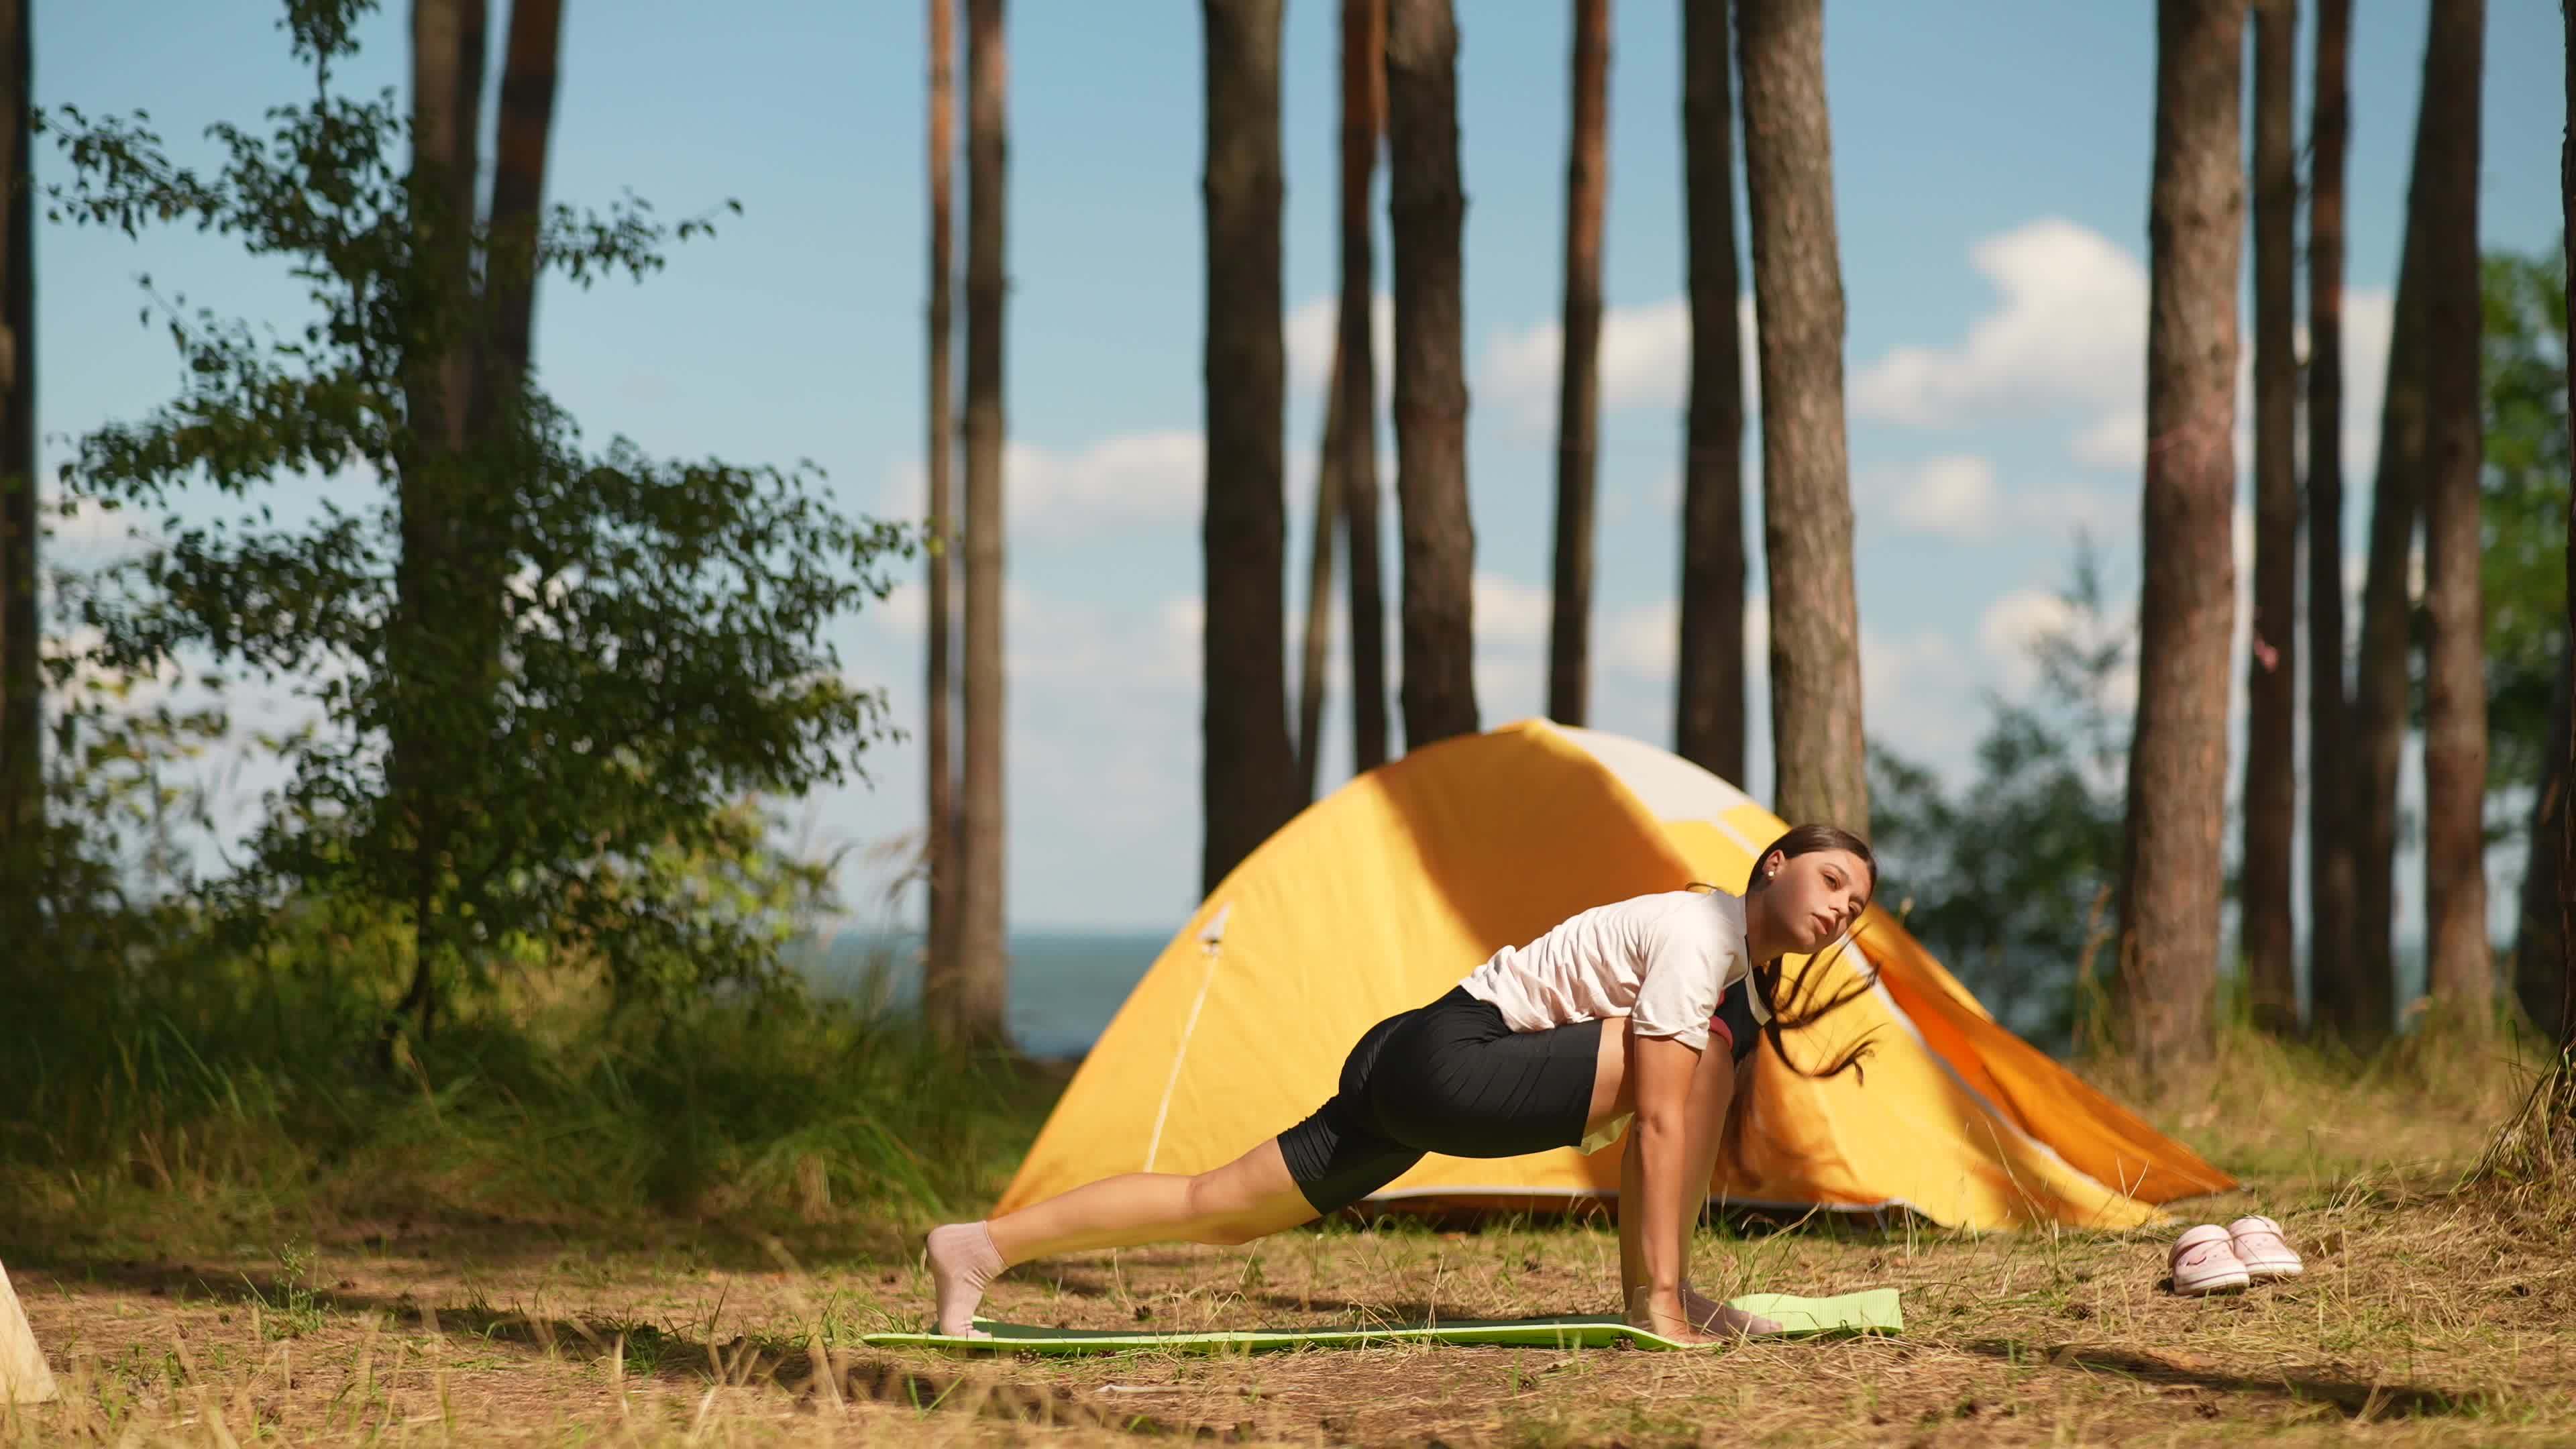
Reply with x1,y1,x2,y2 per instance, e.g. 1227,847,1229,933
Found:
859,1289,1900,1355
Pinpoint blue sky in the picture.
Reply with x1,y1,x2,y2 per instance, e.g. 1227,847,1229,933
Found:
40,1,2569,934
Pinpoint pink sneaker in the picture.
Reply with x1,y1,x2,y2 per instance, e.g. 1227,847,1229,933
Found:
2226,1216,2303,1281
2169,1224,2250,1295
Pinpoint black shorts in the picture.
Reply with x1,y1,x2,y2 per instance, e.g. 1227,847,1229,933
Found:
1278,979,1765,1216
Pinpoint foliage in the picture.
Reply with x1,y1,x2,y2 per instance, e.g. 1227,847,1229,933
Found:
2477,243,2569,805
1868,542,2131,1049
32,3,912,1014
0,911,1049,1234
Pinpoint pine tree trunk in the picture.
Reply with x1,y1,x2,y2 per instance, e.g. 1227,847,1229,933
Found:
2347,180,2429,1053
1736,0,1863,829
0,0,34,938
2517,658,2569,1033
1546,0,1611,729
2305,0,2359,1043
1201,0,1297,894
1296,345,1345,805
2241,0,2300,1035
478,0,561,422
923,0,963,1016
388,0,492,1044
2117,0,2243,1083
954,0,1010,1046
1385,0,1479,751
2417,0,2491,1030
2559,0,2575,1068
1676,0,1746,786
1338,0,1389,777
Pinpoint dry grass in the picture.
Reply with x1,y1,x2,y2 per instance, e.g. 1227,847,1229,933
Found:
5,1024,2571,1447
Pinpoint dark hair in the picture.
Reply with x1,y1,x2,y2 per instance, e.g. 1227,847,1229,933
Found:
1690,823,1880,1084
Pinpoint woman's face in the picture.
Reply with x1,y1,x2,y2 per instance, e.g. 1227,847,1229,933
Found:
1761,848,1872,954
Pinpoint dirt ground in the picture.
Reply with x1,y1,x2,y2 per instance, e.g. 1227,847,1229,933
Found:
6,1160,2573,1448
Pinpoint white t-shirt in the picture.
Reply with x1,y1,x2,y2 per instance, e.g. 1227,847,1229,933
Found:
1458,888,1763,1055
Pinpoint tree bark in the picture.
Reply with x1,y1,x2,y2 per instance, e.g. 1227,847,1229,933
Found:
0,0,34,932
388,0,492,1042
2305,0,2359,1042
2241,0,2299,1035
1338,0,1390,778
2559,0,2575,1067
953,0,1010,1046
1546,0,1611,728
478,0,561,425
1384,0,1479,751
2346,172,2429,1053
1296,347,1344,806
923,0,963,1016
2117,0,2243,1083
2518,657,2569,1034
1735,0,1863,829
2414,0,2491,1030
1201,0,1297,894
1676,0,1747,786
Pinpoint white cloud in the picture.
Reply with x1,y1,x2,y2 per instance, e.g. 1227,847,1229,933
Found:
1852,219,2147,429
1481,294,1756,428
1855,218,2401,486
1287,292,1396,398
1603,599,1678,681
1471,570,1552,652
1865,454,2001,540
1978,587,2082,699
883,430,1203,535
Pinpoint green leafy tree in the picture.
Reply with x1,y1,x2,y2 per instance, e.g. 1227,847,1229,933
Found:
39,3,908,1026
1870,543,2130,1049
2479,245,2568,803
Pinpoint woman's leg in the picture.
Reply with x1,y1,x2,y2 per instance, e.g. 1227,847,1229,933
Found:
988,1137,1318,1260
926,1138,1318,1334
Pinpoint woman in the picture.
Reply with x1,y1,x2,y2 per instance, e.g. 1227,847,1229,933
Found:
926,824,1877,1346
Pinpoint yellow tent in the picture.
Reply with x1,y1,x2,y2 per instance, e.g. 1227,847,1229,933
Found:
998,720,2232,1230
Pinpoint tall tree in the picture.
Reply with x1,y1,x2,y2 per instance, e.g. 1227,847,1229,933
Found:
1546,0,1611,727
1338,0,1390,776
2241,0,2298,1034
1676,0,1747,786
477,0,562,428
0,0,33,931
2483,243,2575,1037
1735,0,1864,829
2561,0,2575,1065
2305,0,2359,1043
1201,0,1297,891
1385,0,1478,751
2416,0,2491,1029
922,0,963,1009
386,0,493,1038
2347,227,2426,1051
1296,356,1344,806
952,0,1009,1044
2117,0,2243,1083
2522,672,2570,1033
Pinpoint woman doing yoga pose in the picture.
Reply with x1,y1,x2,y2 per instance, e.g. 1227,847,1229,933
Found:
926,824,1878,1346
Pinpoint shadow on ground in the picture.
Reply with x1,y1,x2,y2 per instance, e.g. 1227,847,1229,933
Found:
1962,1337,2487,1422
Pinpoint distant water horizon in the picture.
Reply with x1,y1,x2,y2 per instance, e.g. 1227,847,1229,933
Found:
805,927,1171,1059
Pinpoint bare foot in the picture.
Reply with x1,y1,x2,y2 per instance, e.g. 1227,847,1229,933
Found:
1626,1291,1729,1346
1682,1285,1782,1338
925,1222,1004,1337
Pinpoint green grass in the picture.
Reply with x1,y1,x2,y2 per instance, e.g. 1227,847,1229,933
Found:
0,940,1058,1257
